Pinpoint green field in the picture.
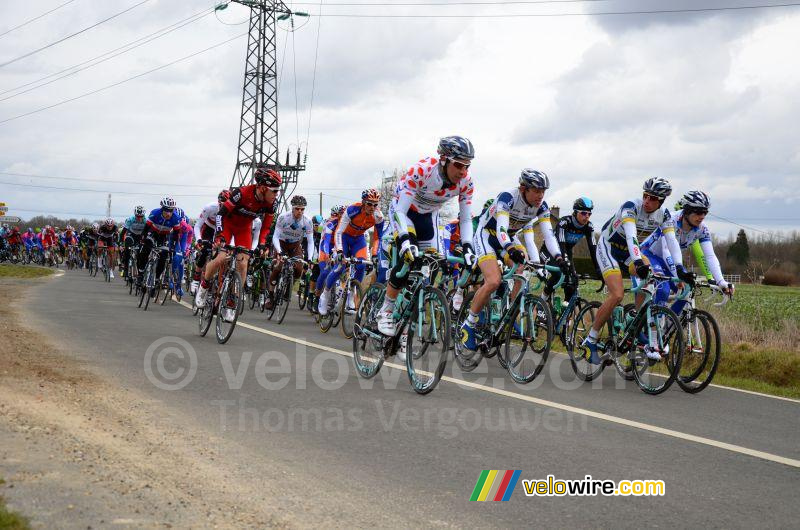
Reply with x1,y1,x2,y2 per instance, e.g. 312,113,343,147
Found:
576,279,800,398
0,264,54,279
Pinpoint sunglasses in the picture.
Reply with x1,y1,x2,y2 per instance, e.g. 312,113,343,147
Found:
449,158,471,170
364,201,378,207
643,193,663,202
686,208,708,215
576,210,592,217
293,207,306,211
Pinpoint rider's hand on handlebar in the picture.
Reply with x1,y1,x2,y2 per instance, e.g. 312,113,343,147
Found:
675,265,696,287
462,242,476,267
507,246,525,265
554,255,571,275
633,259,650,280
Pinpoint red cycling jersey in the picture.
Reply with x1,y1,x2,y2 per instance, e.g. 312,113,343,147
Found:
217,184,277,248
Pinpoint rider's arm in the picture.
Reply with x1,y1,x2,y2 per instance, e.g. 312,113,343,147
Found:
583,222,601,275
536,214,561,258
334,206,354,252
272,217,283,254
258,212,274,246
304,219,315,260
520,224,540,263
691,239,713,281
392,174,418,239
699,237,728,288
661,215,684,269
494,193,514,249
458,179,474,246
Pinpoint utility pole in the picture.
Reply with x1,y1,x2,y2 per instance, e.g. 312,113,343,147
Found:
319,192,322,217
106,193,111,218
224,0,308,213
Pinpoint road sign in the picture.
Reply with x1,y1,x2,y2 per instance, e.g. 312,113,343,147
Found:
0,216,21,223
0,207,8,214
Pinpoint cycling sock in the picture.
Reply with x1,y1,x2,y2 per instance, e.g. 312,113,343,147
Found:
467,311,479,325
587,328,599,343
381,296,395,314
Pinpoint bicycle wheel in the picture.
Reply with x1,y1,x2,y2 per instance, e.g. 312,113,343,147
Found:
198,286,214,337
298,275,309,309
318,288,337,333
631,304,684,395
216,270,243,344
248,272,259,310
505,295,553,384
142,264,155,311
406,286,449,395
452,291,488,373
330,284,344,329
352,283,387,379
276,270,293,324
341,279,363,339
566,301,608,382
676,309,720,394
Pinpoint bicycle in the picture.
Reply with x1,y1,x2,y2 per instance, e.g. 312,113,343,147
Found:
297,264,312,310
96,246,111,282
246,255,271,312
268,255,305,324
671,281,728,394
317,257,367,336
567,273,686,395
138,243,169,311
197,245,251,344
125,245,140,296
454,261,554,384
541,271,600,349
352,251,452,395
157,248,180,305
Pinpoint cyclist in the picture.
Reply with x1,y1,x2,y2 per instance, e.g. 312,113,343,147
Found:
318,189,385,315
170,211,192,297
5,226,22,257
194,167,281,312
96,218,119,278
377,136,476,338
120,206,147,279
582,177,692,363
312,205,345,313
22,227,39,259
641,190,734,312
136,198,183,294
307,214,324,295
266,195,314,310
40,225,58,264
461,169,568,351
191,191,226,295
541,196,601,303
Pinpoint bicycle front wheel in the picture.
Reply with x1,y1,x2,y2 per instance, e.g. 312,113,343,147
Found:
341,280,363,339
352,283,386,379
406,286,450,395
505,295,553,384
566,301,607,382
676,309,720,394
276,271,293,324
632,304,684,395
216,271,243,344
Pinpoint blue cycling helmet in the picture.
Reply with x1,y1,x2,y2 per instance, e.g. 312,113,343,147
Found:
437,136,475,161
573,197,594,212
519,169,550,189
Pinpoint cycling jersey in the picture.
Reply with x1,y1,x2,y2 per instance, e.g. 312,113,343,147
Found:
195,202,219,238
143,208,182,242
335,203,385,255
596,198,682,278
641,211,727,287
319,217,339,257
97,224,119,245
217,185,277,248
474,188,560,264
123,215,147,236
541,214,599,267
391,156,474,251
273,210,314,258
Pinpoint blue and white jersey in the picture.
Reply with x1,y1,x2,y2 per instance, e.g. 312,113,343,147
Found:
601,198,675,250
123,215,147,235
146,207,183,235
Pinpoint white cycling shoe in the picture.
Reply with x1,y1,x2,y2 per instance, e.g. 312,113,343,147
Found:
377,309,396,337
190,280,199,295
317,290,330,316
195,285,208,308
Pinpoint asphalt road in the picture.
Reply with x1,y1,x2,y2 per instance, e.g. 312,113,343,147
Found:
23,270,800,527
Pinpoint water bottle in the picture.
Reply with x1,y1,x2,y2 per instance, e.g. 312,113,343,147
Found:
612,306,624,333
553,296,562,318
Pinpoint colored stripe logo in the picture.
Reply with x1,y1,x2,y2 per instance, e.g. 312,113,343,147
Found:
470,470,522,501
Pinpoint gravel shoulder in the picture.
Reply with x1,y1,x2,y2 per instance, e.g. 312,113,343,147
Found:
0,278,312,529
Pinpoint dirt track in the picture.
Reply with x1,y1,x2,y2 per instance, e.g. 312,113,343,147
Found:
0,279,296,528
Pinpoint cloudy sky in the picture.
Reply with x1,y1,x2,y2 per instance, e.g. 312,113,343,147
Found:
1,0,799,239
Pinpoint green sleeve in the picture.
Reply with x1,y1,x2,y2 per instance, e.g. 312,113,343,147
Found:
691,239,712,280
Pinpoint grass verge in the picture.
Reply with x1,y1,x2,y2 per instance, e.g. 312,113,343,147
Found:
0,479,31,530
0,265,54,279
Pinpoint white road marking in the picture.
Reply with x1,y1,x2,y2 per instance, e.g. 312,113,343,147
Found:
178,300,800,469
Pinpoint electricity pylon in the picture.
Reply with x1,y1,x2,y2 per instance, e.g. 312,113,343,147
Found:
224,0,307,208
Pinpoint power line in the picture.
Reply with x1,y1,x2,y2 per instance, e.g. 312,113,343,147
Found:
291,0,611,5
0,7,215,101
11,207,127,219
708,213,789,239
0,0,153,69
0,170,221,189
305,0,323,150
311,1,800,16
0,0,79,40
0,32,247,126
0,179,210,197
